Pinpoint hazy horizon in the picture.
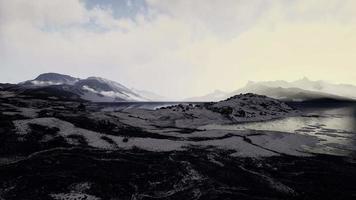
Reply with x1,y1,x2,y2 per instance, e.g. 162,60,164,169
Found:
1,0,356,99
4,72,354,100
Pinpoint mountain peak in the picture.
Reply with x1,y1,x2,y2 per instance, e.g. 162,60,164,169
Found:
301,76,310,81
35,73,78,82
86,76,107,81
31,73,79,86
18,73,155,102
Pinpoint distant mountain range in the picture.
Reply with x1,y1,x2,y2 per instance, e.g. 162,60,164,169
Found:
2,74,356,103
184,90,227,102
3,73,164,102
186,78,356,102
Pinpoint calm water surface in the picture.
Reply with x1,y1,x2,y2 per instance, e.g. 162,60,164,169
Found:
92,102,198,111
95,102,356,156
203,106,356,156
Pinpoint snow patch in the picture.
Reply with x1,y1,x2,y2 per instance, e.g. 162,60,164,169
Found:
12,117,318,157
50,193,100,200
31,80,63,86
82,85,145,101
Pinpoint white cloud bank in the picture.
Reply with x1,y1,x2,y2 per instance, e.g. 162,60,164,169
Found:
1,0,356,99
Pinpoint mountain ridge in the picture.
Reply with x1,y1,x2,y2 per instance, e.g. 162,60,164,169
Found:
186,78,356,102
15,72,156,102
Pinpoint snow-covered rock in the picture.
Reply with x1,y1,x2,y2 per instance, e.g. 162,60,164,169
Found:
17,73,155,102
76,77,148,102
25,73,80,86
12,117,317,157
50,192,101,200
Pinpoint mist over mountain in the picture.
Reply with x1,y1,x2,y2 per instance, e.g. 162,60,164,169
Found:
12,73,158,102
22,73,80,86
187,78,356,102
184,90,228,102
131,88,167,101
243,78,356,99
4,74,356,103
230,81,352,102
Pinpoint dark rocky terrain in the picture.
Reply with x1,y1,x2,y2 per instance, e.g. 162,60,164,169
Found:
0,89,356,199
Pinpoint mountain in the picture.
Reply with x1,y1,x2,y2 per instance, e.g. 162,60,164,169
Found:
131,88,167,101
186,78,356,102
245,78,356,99
14,73,154,102
22,73,80,86
75,77,148,102
1,83,84,101
184,90,228,102
230,82,350,102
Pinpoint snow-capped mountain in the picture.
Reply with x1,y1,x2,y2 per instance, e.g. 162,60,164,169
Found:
76,77,148,102
18,73,153,102
22,73,80,86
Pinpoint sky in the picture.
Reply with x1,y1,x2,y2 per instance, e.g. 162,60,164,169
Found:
1,0,356,99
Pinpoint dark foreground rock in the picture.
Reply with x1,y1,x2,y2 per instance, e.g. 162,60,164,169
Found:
1,148,356,200
1,90,356,199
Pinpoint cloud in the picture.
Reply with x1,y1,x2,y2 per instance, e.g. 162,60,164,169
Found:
1,0,356,99
147,0,269,36
0,0,88,27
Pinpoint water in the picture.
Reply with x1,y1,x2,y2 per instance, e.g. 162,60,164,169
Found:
91,102,199,111
92,102,356,156
202,106,356,156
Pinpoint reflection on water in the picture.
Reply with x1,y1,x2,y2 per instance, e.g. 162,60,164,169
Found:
203,106,356,156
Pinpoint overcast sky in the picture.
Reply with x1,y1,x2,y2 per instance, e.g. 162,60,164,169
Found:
1,0,356,98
